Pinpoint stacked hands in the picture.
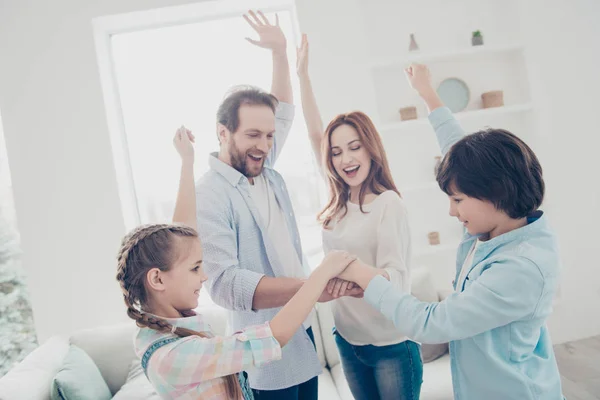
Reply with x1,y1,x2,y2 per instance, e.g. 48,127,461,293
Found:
315,251,363,301
313,251,390,301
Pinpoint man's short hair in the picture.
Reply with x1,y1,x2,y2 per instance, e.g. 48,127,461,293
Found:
216,85,278,134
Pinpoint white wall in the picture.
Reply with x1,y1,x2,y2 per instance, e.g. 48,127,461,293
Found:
0,0,599,344
0,0,203,341
517,0,600,343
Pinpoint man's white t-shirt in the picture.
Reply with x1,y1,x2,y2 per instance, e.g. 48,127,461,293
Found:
248,174,313,329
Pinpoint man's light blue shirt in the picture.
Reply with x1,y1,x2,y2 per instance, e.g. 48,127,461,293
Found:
195,102,321,391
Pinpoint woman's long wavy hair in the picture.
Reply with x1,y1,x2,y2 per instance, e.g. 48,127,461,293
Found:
116,224,242,399
318,111,400,228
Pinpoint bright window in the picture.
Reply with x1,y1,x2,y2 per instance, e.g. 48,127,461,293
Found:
107,6,327,309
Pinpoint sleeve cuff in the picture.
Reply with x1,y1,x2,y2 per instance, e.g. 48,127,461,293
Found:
364,274,393,310
238,322,276,341
238,322,283,366
276,101,295,121
238,269,265,312
428,106,454,129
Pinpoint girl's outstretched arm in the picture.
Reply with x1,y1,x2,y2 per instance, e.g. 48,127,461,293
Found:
172,126,197,230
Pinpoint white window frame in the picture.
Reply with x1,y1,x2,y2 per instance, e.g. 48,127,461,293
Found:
92,0,300,231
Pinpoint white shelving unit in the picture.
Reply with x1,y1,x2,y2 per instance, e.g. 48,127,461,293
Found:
368,41,535,265
380,102,533,133
369,44,525,69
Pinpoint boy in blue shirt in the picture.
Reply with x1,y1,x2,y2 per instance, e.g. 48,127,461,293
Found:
339,64,564,400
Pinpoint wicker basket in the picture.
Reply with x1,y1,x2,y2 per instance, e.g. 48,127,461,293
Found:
481,90,504,108
399,106,417,121
427,231,440,246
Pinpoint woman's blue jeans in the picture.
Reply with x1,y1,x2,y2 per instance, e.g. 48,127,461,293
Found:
334,329,423,400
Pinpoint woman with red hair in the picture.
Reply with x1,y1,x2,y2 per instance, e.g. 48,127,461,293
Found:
296,34,423,400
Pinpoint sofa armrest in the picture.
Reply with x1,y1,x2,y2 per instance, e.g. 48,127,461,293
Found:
0,335,69,400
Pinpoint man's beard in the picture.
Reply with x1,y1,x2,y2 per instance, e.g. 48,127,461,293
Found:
228,139,265,178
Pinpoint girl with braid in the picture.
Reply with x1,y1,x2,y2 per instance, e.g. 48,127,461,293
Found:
116,127,356,400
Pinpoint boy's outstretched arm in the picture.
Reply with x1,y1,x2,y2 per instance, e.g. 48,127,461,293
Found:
405,64,444,114
405,64,466,156
338,257,546,344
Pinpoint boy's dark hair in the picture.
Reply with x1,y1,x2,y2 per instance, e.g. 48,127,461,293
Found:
436,128,544,219
216,85,278,134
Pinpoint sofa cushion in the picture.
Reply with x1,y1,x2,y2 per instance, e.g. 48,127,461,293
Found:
318,369,342,400
314,302,340,369
311,309,327,367
330,364,354,400
421,354,454,399
411,268,450,362
112,360,160,400
70,322,137,395
0,335,69,400
411,268,439,303
50,345,112,400
421,342,449,363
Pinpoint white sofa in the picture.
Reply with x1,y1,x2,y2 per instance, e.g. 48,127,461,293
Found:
0,270,454,399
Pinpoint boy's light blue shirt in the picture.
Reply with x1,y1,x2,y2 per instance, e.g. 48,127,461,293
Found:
195,102,321,391
364,107,564,400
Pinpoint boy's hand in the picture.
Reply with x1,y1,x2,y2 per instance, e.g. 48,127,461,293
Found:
404,63,434,96
243,10,286,55
405,63,444,112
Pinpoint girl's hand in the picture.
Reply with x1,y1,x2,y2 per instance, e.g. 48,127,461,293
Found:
296,33,309,77
316,250,356,281
173,126,195,163
404,63,434,96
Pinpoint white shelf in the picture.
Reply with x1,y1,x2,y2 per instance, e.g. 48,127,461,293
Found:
370,44,524,69
414,241,461,258
380,102,533,133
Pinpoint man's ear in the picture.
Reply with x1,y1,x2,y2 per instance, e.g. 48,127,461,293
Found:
217,123,230,145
